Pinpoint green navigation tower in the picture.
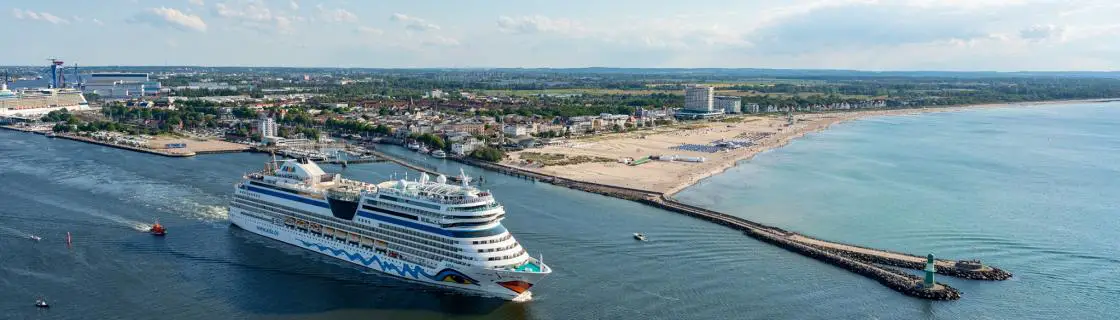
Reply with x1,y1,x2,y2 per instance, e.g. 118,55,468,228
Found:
923,253,936,288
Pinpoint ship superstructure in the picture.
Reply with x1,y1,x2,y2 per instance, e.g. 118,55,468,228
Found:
0,84,89,117
228,158,550,300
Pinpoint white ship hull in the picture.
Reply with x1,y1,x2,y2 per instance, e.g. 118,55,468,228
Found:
229,207,542,301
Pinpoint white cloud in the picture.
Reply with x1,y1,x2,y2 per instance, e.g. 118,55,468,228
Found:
317,5,358,23
1019,24,1065,41
356,26,384,35
290,0,299,11
212,1,296,33
422,35,460,47
129,7,208,32
12,8,69,24
189,0,205,6
92,18,104,26
391,13,440,31
497,16,583,35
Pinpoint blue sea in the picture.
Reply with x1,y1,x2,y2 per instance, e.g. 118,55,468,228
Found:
677,102,1120,319
0,102,1116,319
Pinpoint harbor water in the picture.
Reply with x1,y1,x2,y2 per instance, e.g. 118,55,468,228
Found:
1,101,1117,319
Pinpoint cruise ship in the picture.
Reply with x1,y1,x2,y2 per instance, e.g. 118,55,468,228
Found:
228,158,551,300
0,81,90,117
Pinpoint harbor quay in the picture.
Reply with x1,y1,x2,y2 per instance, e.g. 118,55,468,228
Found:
1,124,250,157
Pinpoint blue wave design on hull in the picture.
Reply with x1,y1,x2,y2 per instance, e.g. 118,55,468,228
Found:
297,240,478,285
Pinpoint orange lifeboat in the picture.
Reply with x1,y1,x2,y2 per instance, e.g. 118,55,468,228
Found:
149,221,167,236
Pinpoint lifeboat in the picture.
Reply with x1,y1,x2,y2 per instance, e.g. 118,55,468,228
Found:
149,221,167,236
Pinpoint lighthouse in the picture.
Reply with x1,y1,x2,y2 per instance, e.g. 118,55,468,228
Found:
923,253,936,288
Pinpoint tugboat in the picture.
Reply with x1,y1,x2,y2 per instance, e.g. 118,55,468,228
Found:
149,221,167,236
35,298,49,308
633,233,647,241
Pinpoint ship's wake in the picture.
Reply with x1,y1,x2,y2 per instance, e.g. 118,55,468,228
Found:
0,225,40,239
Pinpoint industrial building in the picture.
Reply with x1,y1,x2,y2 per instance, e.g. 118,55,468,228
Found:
82,73,161,98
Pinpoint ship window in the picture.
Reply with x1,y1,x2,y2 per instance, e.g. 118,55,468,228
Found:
363,205,418,221
448,225,507,238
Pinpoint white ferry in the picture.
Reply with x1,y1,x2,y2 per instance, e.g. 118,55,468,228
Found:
228,158,550,301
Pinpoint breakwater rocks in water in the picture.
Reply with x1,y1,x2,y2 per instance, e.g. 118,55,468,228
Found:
428,155,1004,300
742,228,962,300
813,242,1014,281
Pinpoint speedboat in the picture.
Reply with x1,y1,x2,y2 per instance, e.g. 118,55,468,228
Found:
35,298,49,308
633,233,647,241
149,221,167,236
431,150,447,158
419,145,430,154
28,235,41,241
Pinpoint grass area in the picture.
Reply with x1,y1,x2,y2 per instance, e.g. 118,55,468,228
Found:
520,152,615,166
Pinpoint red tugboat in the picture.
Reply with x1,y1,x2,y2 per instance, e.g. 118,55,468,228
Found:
149,220,167,236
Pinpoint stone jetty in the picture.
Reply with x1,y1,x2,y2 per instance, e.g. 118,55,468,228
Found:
442,155,1012,300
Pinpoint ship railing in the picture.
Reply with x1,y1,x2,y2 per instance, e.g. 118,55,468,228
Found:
445,203,502,212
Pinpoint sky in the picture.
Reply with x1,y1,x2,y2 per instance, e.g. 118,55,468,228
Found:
4,0,1120,71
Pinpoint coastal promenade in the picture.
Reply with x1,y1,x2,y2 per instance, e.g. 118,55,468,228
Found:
443,155,1012,300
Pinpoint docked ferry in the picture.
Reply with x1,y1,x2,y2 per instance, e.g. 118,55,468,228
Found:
228,158,550,301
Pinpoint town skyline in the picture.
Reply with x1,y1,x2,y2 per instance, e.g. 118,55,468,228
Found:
4,0,1120,71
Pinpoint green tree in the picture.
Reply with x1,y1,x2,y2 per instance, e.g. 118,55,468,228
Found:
470,146,505,162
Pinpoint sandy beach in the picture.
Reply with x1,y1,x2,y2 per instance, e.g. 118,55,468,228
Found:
146,137,250,154
500,99,1108,195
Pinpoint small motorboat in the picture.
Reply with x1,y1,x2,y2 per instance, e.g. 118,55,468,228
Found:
35,298,49,308
149,221,167,236
633,233,647,241
431,150,447,159
28,235,41,241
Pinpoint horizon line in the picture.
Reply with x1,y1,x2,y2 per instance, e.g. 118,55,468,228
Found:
0,65,1118,73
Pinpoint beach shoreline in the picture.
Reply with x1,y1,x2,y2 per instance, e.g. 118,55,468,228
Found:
496,98,1114,197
